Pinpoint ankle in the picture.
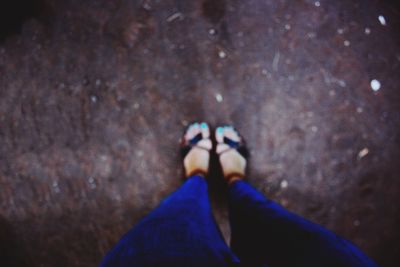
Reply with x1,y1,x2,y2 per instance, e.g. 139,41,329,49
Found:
225,173,244,185
183,147,209,178
186,168,208,178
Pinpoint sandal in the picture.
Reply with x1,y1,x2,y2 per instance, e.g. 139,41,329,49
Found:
181,122,212,178
215,125,248,184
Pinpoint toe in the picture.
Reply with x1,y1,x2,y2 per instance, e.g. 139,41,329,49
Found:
185,122,200,142
216,127,224,143
200,122,210,138
224,126,241,142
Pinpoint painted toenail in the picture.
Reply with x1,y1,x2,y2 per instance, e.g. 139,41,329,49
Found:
200,122,207,129
217,127,223,134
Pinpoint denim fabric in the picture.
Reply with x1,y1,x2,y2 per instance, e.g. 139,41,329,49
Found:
99,175,239,267
100,176,379,267
229,180,379,267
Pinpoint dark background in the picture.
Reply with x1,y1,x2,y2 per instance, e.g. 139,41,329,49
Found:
0,0,399,266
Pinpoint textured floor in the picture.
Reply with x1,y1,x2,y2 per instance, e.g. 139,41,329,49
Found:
0,0,399,266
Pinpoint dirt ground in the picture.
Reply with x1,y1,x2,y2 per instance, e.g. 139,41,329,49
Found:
1,0,399,266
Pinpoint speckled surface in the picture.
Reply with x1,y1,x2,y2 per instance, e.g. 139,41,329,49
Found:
0,0,399,266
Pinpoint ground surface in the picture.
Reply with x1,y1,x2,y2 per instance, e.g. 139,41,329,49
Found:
0,0,399,266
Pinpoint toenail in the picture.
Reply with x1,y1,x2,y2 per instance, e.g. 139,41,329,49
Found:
217,127,223,134
200,122,208,129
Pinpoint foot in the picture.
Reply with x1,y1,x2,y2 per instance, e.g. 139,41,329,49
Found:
181,122,212,178
215,126,247,185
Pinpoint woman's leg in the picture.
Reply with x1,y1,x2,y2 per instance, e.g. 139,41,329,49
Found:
214,125,379,267
100,123,239,267
228,180,379,267
100,175,239,267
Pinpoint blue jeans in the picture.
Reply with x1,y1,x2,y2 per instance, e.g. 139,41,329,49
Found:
99,175,379,267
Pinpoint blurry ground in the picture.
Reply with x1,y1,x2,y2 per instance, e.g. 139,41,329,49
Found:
1,0,400,266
